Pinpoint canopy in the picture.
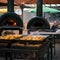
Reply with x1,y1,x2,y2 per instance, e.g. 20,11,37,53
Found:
0,0,60,4
29,6,60,13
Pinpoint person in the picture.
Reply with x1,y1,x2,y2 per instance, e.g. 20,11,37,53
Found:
51,20,59,32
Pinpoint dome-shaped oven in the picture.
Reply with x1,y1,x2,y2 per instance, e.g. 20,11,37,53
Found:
27,16,50,34
0,12,23,34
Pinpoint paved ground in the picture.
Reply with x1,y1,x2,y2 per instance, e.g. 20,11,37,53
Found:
53,44,60,60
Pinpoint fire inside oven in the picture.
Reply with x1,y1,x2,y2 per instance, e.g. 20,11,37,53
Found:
0,17,18,26
5,20,17,26
0,13,23,27
0,13,23,34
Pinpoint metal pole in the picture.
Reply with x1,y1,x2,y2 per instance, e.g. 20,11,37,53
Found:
36,0,43,17
20,4,24,19
7,0,14,12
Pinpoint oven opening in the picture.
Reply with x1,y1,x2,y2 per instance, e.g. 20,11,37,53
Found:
5,20,17,26
32,22,44,29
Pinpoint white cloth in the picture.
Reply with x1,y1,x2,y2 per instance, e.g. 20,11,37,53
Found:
56,29,60,34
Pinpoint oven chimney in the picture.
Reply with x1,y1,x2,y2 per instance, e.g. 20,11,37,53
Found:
7,0,14,12
37,0,43,16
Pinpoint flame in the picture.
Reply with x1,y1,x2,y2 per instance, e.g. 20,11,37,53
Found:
13,22,17,26
9,20,14,22
6,20,17,26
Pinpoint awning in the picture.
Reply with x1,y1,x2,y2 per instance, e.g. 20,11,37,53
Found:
0,0,60,4
29,6,60,13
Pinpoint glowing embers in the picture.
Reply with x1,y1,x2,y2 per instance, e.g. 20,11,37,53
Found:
6,20,17,26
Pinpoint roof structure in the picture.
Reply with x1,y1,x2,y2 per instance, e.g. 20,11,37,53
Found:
43,0,60,4
0,0,7,3
0,0,60,4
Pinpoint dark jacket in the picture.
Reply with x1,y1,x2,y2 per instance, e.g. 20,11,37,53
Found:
51,25,58,32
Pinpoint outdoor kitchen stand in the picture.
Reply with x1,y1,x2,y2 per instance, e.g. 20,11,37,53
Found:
0,26,23,60
0,26,50,60
0,38,49,60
